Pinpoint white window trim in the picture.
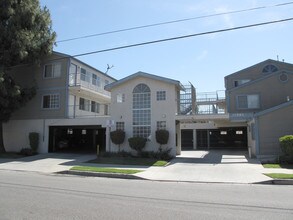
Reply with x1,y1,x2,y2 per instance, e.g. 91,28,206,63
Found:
43,62,62,79
41,93,60,109
236,94,260,110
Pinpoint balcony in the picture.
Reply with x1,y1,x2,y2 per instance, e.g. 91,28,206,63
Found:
68,73,111,102
67,104,110,119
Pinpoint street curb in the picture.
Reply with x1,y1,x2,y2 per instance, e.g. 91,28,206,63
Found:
57,171,293,185
255,179,293,185
57,170,146,180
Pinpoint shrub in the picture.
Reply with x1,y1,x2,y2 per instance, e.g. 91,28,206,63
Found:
20,148,34,156
155,129,169,151
110,129,125,152
99,150,131,158
141,148,174,161
128,137,147,155
29,132,39,152
279,135,293,162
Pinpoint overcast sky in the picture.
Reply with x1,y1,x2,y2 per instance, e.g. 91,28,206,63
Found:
40,0,293,92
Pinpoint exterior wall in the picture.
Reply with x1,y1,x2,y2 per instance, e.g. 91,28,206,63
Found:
3,117,110,153
225,60,293,90
227,72,293,113
108,76,178,156
257,104,293,156
8,53,69,120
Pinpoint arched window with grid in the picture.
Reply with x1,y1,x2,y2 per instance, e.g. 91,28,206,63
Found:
132,84,151,138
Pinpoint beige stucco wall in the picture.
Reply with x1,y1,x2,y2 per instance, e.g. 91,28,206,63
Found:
3,117,110,153
108,76,179,156
228,72,293,113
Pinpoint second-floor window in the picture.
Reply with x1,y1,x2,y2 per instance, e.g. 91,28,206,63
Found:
91,101,100,113
79,98,90,111
157,91,166,101
237,94,260,109
42,94,60,109
117,93,125,103
116,122,125,131
44,63,61,78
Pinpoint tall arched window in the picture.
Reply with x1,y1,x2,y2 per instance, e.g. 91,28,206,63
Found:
133,84,151,138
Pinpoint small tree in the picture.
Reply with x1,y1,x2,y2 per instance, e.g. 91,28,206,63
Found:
29,132,39,153
156,129,169,152
110,129,125,152
0,0,56,153
128,137,147,156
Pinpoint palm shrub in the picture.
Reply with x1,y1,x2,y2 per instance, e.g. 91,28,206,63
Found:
110,129,125,152
29,132,39,153
128,137,147,156
279,135,293,162
155,129,169,152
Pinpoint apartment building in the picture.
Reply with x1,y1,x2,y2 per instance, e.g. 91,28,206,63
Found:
225,59,293,160
3,52,116,153
175,59,293,159
4,55,292,160
105,71,184,156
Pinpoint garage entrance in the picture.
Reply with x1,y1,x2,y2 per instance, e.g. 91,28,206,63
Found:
197,127,247,150
48,126,106,153
181,130,193,150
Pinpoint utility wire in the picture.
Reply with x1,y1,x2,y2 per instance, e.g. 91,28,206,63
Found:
56,1,293,43
71,17,293,58
5,17,293,70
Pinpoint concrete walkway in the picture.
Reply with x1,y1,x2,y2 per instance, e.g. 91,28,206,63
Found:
0,153,97,174
135,150,278,184
1,151,292,184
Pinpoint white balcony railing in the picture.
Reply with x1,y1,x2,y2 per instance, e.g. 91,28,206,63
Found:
68,73,111,97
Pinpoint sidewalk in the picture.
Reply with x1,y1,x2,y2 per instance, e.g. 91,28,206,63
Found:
0,151,292,184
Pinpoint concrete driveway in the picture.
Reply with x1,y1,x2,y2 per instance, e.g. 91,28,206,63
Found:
135,150,272,184
0,153,96,174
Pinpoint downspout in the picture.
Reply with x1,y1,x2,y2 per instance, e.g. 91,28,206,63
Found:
65,58,70,118
255,116,260,157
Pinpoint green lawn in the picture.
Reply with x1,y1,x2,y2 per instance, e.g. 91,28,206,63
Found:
0,152,24,159
88,157,168,167
263,164,293,169
265,173,293,179
70,166,142,174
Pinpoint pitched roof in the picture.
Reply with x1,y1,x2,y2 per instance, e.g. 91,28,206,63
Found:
255,100,293,117
224,59,293,79
104,71,184,91
52,51,117,81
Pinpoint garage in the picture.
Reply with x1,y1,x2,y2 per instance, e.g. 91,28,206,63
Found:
197,127,247,150
48,126,106,153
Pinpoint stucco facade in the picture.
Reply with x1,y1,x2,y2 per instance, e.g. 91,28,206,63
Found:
105,72,182,157
3,52,115,153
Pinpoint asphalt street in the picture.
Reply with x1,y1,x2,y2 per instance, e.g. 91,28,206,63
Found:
0,170,292,220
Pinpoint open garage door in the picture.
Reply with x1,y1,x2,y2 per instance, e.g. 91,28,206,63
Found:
48,126,106,153
197,127,247,150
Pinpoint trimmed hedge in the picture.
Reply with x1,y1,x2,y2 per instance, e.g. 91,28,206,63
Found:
128,137,147,154
279,135,293,160
155,129,169,151
110,129,125,152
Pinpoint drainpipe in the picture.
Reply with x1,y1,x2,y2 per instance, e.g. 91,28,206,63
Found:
255,117,260,157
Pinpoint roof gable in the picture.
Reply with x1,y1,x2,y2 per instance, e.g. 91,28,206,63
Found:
105,71,184,91
225,59,293,79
